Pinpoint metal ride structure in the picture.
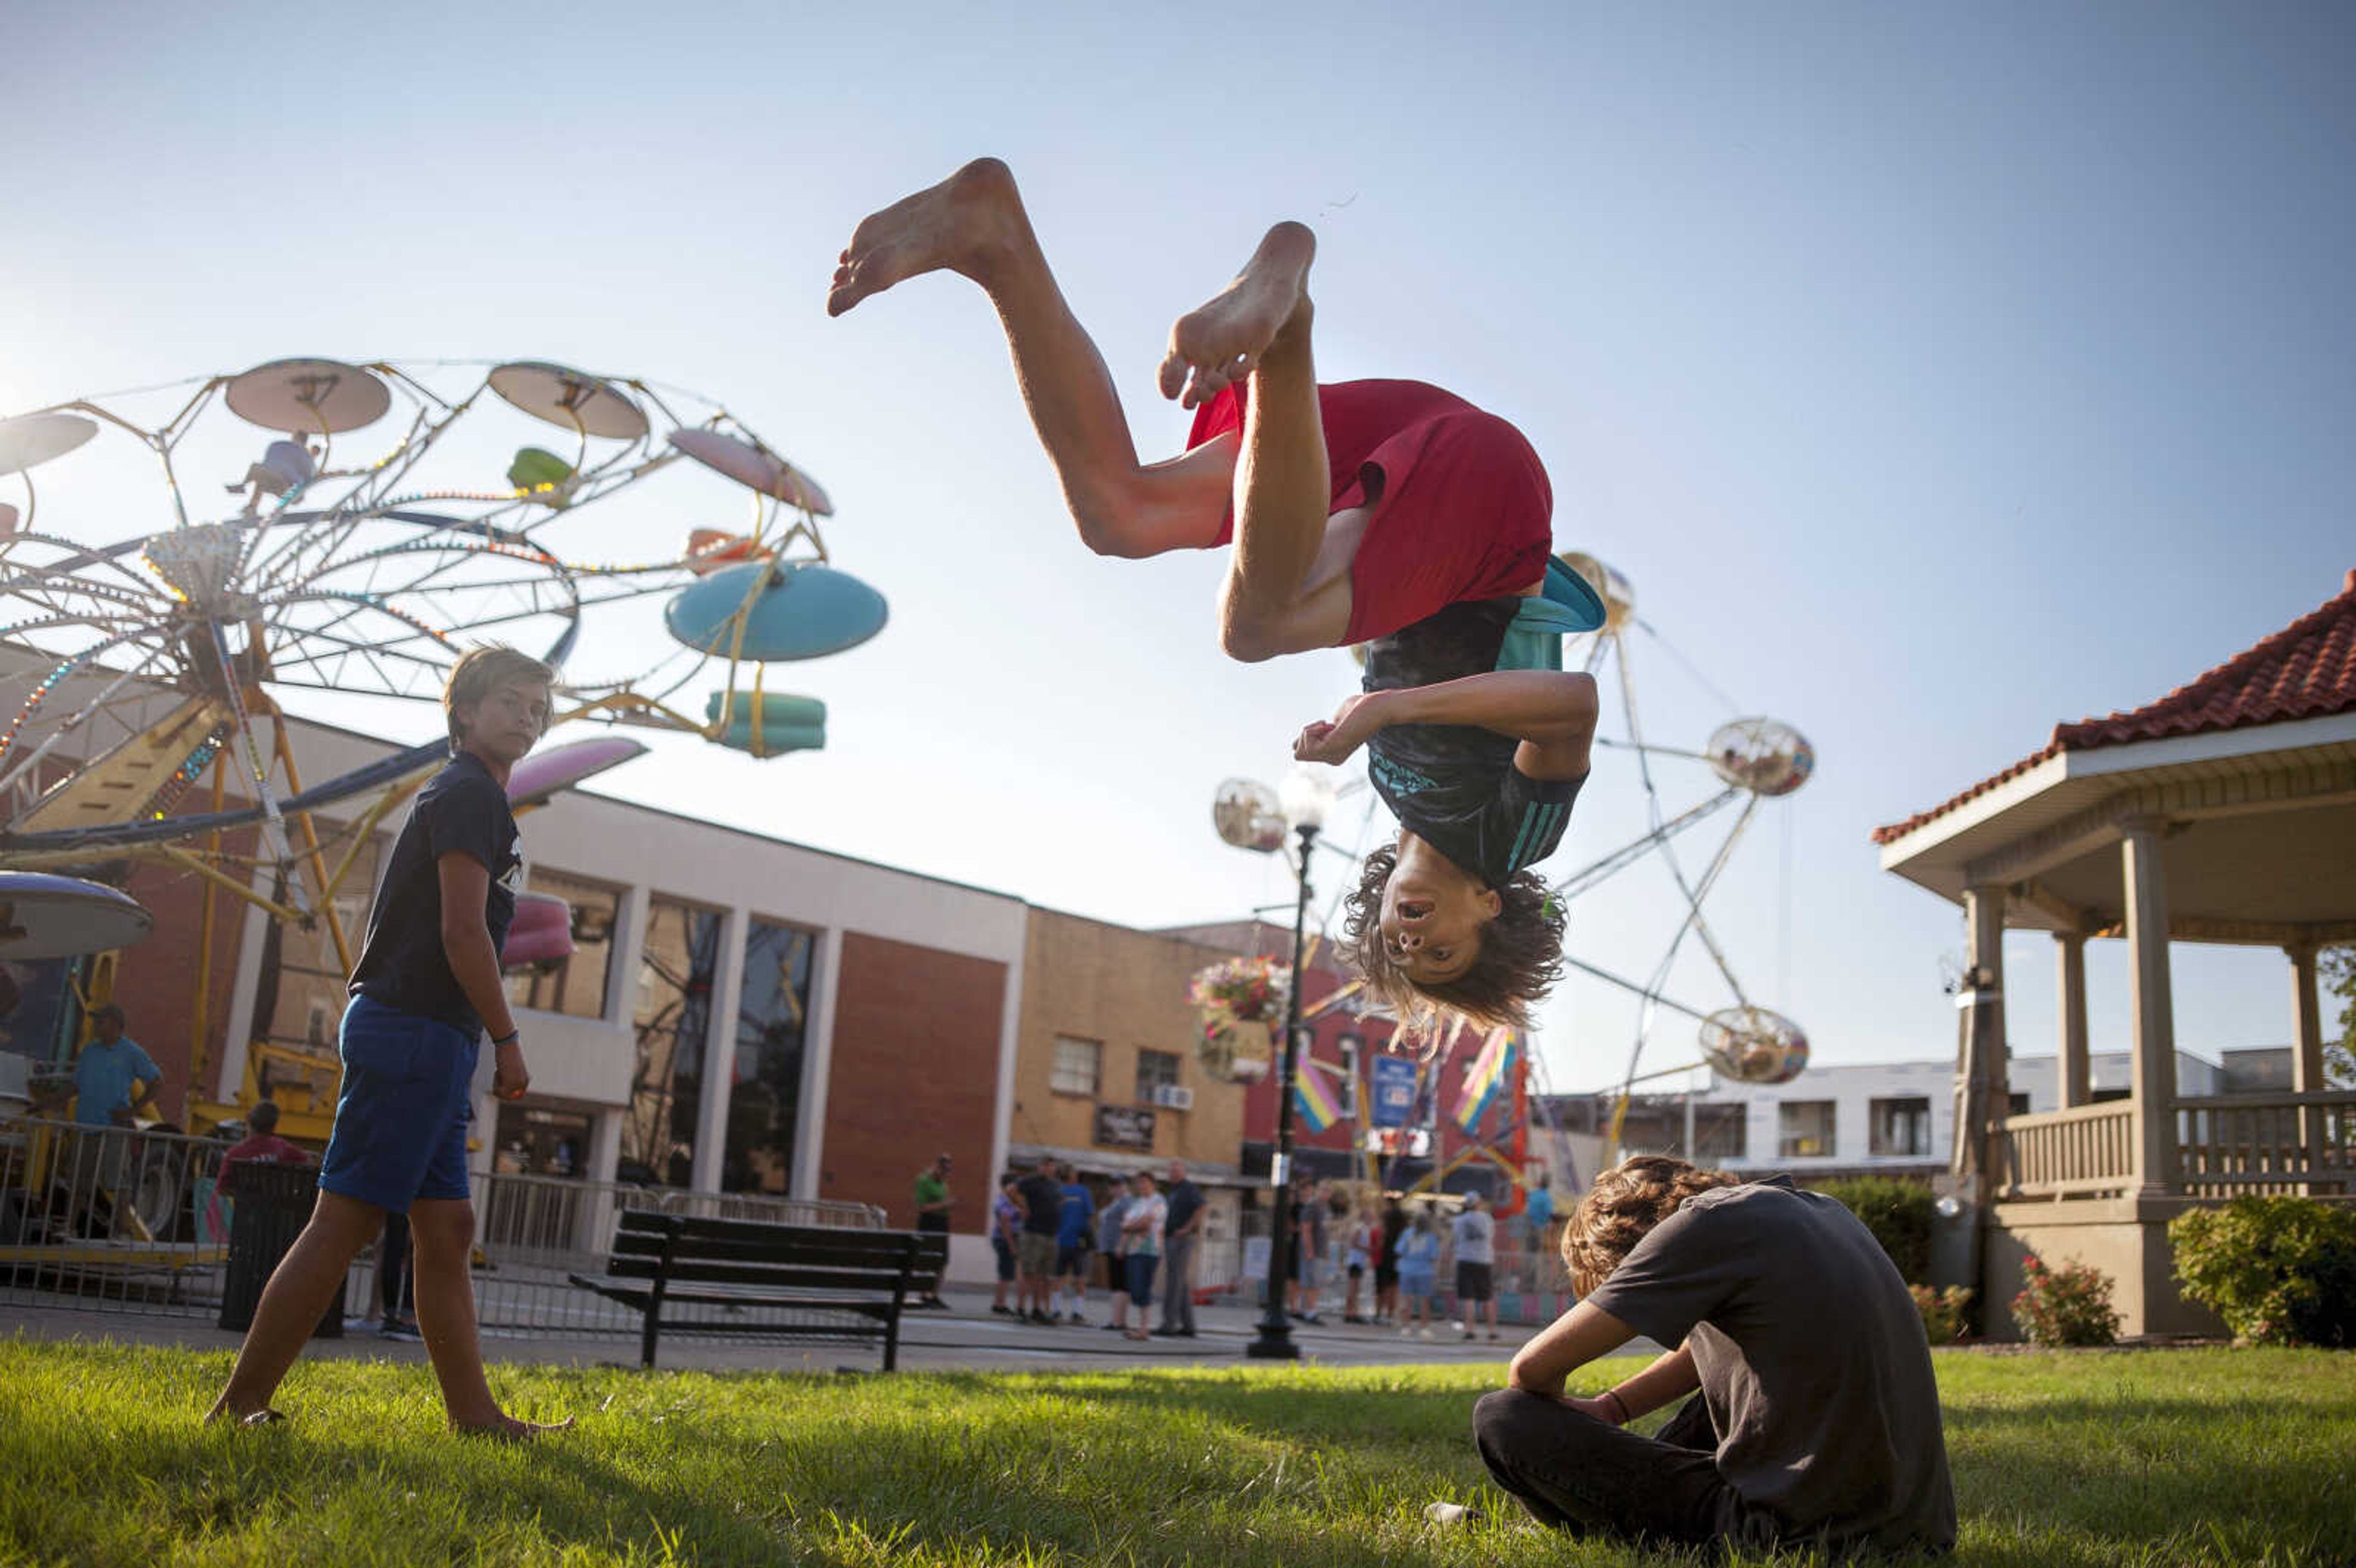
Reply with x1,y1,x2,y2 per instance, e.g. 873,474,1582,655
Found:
0,356,886,1129
1206,548,1815,1204
1540,552,1814,1163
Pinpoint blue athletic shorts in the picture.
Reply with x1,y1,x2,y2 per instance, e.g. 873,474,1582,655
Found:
318,994,479,1213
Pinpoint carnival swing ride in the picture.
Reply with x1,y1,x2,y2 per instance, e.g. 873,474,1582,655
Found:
1200,550,1814,1213
0,356,886,1132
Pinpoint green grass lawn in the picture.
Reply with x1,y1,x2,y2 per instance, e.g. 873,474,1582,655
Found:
1,1340,2350,1567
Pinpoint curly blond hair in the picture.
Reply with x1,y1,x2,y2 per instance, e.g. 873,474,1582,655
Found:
1561,1155,1742,1296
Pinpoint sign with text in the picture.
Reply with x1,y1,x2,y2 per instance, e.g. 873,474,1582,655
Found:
1093,1104,1157,1151
1369,1054,1419,1128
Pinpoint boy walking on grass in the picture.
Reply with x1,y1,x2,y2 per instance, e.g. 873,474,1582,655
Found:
206,647,569,1440
1465,1156,1954,1555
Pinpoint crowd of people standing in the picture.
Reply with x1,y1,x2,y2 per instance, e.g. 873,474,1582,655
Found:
919,1158,1561,1341
934,1158,1208,1339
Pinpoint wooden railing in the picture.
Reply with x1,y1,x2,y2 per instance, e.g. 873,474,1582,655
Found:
1994,1101,2136,1200
1992,1091,2356,1202
2172,1091,2356,1197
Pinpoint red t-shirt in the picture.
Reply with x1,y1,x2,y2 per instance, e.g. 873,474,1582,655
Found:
220,1134,310,1193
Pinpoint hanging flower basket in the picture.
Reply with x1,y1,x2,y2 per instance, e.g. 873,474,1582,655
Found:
1190,957,1287,1083
1189,956,1288,1022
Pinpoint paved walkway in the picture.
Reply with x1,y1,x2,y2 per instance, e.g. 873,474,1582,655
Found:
2,1282,1593,1375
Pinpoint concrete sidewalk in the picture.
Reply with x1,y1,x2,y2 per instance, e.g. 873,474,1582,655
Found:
2,1281,1574,1375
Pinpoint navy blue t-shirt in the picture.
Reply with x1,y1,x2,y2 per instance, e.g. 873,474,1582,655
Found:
1163,1179,1204,1237
1361,596,1587,885
348,751,521,1036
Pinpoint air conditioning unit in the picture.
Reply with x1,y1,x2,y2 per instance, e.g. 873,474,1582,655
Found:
1152,1084,1195,1111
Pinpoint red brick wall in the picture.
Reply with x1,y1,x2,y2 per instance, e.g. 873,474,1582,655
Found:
820,932,1006,1231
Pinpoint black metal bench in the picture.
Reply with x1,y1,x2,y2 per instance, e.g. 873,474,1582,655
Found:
568,1210,949,1370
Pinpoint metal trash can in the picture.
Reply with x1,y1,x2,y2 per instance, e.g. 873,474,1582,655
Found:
218,1162,344,1337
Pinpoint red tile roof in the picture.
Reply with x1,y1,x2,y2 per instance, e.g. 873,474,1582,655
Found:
1873,569,2356,845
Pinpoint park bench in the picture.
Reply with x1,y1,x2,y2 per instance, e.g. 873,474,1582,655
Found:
568,1210,948,1370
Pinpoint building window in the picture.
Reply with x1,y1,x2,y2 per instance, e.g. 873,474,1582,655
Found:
1869,1096,1932,1158
503,866,623,1021
621,895,723,1186
1136,1048,1181,1102
722,918,820,1196
1693,1103,1748,1161
1778,1101,1836,1158
2008,1091,2034,1117
1051,1036,1101,1097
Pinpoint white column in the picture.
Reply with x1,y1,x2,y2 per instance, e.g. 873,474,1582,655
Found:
791,925,844,1201
691,906,747,1194
213,866,279,1104
602,885,650,1027
582,1107,626,1248
2289,942,2328,1190
987,929,1030,1226
2057,932,2091,1109
2122,820,2180,1196
1953,885,2009,1202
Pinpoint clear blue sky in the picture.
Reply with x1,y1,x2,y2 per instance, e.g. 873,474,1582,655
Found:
6,2,2349,1093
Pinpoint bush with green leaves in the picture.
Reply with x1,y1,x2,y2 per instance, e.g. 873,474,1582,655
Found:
2012,1253,2121,1347
1811,1176,1934,1283
2170,1195,2356,1348
1911,1283,1974,1345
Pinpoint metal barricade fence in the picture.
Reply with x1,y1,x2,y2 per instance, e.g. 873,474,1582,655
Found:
1,1116,236,1320
1,1115,888,1340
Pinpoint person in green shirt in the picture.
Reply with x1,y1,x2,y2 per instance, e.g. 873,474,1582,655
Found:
912,1153,953,1308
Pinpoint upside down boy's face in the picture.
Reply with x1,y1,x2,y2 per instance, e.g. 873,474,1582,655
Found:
1379,858,1501,987
460,679,550,765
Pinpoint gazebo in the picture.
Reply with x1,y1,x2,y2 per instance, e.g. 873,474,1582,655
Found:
1874,569,2356,1336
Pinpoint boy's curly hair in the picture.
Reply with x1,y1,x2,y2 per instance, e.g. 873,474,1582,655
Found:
1336,842,1566,1042
1561,1155,1742,1295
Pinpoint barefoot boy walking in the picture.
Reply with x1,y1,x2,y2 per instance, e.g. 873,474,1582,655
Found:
207,647,568,1439
828,160,1599,1033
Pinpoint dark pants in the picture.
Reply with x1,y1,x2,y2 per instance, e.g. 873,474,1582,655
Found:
917,1212,950,1298
1473,1389,1768,1550
1160,1234,1197,1332
379,1210,415,1319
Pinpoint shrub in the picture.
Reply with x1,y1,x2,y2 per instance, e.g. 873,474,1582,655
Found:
2011,1253,2121,1347
2170,1196,2356,1348
1911,1284,1974,1345
1811,1177,1934,1283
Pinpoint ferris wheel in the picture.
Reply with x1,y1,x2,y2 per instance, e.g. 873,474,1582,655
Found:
1196,547,1812,1193
0,355,887,969
1538,552,1813,1154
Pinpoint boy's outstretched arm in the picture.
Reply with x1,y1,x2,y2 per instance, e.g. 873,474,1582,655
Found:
1293,671,1598,778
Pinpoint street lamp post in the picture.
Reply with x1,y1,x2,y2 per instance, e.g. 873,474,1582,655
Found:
1247,815,1319,1359
1244,767,1334,1361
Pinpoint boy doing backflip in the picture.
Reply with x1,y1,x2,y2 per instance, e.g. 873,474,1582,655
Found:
206,647,568,1439
829,160,1593,1030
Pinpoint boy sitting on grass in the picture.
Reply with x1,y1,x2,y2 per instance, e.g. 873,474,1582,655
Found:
1468,1155,1954,1556
206,647,569,1440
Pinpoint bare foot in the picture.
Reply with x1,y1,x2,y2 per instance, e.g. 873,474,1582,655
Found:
454,1413,576,1443
1157,221,1317,410
826,158,1027,317
204,1401,288,1428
